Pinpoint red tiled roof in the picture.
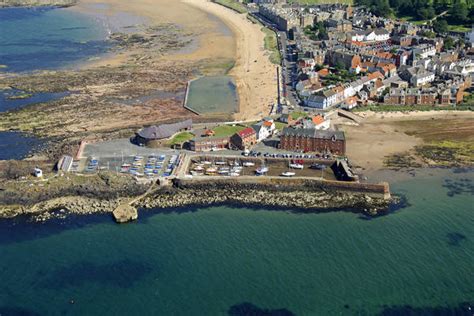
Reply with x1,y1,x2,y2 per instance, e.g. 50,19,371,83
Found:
368,71,384,80
312,115,325,125
237,127,256,138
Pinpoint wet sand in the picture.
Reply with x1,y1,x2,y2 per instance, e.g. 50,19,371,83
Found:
74,0,276,121
340,111,474,171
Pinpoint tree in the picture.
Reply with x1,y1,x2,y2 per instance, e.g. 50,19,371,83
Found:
444,36,455,50
449,0,468,23
433,19,449,34
418,6,435,20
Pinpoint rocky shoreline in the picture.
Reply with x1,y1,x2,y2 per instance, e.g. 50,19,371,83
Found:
0,183,398,222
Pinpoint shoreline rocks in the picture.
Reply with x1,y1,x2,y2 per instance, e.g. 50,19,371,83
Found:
0,183,397,222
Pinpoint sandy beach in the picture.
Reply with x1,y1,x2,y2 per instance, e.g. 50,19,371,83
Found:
75,0,277,121
340,110,474,171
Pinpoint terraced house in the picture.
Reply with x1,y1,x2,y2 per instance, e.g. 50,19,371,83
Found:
280,127,346,155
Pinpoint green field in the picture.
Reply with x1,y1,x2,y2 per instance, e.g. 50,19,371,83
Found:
262,27,281,65
290,111,308,120
212,124,246,137
211,0,247,13
168,132,194,145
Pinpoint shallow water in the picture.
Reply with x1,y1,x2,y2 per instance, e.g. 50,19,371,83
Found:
0,88,69,112
0,169,472,315
0,131,44,160
185,76,239,114
0,6,110,72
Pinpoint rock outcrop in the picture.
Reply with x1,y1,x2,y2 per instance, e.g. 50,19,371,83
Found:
113,204,138,223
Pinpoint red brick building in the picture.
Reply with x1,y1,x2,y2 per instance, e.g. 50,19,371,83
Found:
190,136,230,152
231,127,257,150
280,128,346,155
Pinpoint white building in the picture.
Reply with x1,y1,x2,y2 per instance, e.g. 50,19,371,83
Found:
251,118,275,142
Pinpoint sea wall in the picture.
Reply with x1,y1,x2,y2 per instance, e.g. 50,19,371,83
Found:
0,176,393,221
137,177,393,216
174,177,391,199
0,0,77,7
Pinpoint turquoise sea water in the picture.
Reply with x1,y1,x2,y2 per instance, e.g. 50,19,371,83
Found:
0,169,472,315
0,6,110,73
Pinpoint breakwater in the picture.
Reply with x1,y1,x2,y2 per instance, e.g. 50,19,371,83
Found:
138,177,393,216
0,176,394,221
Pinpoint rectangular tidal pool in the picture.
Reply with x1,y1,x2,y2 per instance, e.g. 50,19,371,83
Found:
184,76,239,114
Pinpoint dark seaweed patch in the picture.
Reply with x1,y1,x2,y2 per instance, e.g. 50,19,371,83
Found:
442,178,474,197
446,232,467,246
0,306,40,316
38,259,153,289
228,302,295,316
378,302,473,315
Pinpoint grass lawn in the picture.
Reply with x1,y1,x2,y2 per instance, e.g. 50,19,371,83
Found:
290,111,308,120
447,24,471,32
262,27,281,65
213,124,246,137
274,121,287,131
211,0,247,13
168,132,194,145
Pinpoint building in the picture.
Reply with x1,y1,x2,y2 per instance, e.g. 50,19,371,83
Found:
280,127,346,155
399,66,435,87
189,136,230,152
58,155,74,172
231,127,257,150
135,119,192,147
252,119,275,142
306,89,337,109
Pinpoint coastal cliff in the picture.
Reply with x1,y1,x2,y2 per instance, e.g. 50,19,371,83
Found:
0,0,77,7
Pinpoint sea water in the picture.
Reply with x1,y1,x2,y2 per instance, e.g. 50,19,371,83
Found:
0,6,111,159
0,6,110,73
0,169,472,315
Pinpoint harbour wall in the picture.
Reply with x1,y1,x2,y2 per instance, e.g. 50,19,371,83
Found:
174,176,391,200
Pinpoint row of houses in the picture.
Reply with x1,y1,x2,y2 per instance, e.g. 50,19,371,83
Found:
190,118,276,152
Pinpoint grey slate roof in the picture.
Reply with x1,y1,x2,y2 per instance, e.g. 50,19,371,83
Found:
137,119,192,140
281,127,345,141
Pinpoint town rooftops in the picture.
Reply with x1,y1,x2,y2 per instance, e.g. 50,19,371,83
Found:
137,119,192,140
237,127,256,138
312,115,325,125
281,127,345,141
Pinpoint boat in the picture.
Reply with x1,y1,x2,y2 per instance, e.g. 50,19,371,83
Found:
242,161,255,167
289,163,304,169
310,163,326,170
202,161,212,165
206,167,217,172
255,166,269,175
229,172,240,177
218,169,229,175
190,171,203,176
281,171,296,177
193,165,204,171
215,161,226,165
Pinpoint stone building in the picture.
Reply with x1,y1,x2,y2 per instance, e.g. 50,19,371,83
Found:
280,127,346,155
134,119,192,147
189,136,230,152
